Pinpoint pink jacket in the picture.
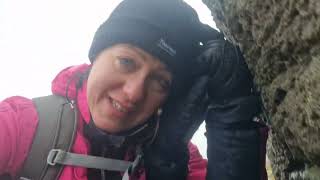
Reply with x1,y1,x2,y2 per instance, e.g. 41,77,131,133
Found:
0,64,207,180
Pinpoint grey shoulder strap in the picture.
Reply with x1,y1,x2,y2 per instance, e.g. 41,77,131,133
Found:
19,95,78,180
18,95,140,180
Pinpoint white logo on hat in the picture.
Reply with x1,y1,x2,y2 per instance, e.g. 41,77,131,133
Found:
157,38,176,57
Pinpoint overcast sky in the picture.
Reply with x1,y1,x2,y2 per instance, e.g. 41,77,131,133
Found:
0,0,217,158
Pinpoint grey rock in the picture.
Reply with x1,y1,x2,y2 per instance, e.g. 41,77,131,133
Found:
203,0,320,179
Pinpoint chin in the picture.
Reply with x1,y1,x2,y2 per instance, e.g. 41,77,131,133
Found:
97,120,127,134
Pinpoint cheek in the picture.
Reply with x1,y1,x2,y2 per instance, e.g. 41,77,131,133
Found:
88,62,116,95
87,68,111,108
144,93,167,116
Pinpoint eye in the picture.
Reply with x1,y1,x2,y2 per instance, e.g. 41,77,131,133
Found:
150,75,171,93
116,57,137,72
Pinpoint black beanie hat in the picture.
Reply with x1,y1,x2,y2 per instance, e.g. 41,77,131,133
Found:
89,0,205,97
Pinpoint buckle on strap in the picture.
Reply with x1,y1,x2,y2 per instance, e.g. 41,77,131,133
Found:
19,177,31,180
47,149,64,166
122,150,143,180
47,149,132,171
128,153,142,174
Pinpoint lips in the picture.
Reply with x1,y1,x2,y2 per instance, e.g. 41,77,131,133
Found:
108,96,136,114
102,97,126,120
111,98,127,113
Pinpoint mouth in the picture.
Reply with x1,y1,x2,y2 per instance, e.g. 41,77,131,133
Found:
104,95,137,121
110,97,127,113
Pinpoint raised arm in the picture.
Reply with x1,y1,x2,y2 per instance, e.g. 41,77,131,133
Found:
201,39,268,180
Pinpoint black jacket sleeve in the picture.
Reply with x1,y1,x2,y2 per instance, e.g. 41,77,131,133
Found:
200,37,269,180
205,95,268,180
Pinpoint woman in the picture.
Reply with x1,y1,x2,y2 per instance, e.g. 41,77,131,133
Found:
0,0,208,179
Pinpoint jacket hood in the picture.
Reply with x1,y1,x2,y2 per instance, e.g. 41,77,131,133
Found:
51,64,91,124
51,64,91,99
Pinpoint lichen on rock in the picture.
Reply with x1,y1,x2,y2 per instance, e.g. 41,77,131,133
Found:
202,0,320,179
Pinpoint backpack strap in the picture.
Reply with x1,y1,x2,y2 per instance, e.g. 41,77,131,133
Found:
18,95,141,180
19,95,78,180
46,149,132,172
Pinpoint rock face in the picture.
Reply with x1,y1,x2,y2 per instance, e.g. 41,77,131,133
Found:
202,0,320,179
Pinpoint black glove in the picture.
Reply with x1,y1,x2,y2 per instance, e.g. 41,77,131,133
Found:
199,39,267,180
198,39,254,103
143,75,209,180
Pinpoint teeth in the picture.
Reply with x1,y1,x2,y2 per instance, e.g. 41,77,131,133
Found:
111,99,125,112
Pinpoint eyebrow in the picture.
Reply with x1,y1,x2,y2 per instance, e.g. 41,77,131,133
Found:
117,44,171,74
119,44,148,61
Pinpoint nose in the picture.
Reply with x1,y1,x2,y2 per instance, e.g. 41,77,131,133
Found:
123,75,146,104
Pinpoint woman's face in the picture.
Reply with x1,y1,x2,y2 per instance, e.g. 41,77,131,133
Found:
87,44,172,133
